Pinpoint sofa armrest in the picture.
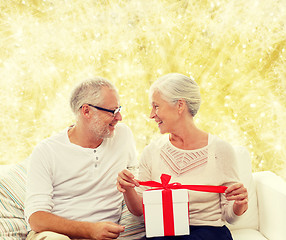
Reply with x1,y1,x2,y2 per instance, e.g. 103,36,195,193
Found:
253,171,286,240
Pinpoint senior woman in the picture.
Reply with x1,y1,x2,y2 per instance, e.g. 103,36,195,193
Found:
117,73,248,240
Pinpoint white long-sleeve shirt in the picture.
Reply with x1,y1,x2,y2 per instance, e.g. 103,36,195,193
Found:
138,134,239,226
25,123,137,224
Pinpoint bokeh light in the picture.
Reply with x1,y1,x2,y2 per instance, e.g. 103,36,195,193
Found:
0,0,285,179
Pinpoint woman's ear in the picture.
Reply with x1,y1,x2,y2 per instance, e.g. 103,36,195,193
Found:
177,99,186,114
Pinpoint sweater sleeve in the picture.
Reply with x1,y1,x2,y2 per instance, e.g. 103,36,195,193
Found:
136,142,156,195
215,137,240,224
221,193,239,224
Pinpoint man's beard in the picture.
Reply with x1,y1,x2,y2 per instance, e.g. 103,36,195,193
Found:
90,115,115,139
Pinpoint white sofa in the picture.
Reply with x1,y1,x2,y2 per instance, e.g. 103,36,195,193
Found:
0,146,286,240
226,147,286,240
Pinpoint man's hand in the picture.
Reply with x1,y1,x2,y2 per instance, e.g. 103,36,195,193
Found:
29,211,124,240
89,222,125,240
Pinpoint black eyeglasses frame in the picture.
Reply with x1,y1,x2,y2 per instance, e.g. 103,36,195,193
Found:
82,104,121,116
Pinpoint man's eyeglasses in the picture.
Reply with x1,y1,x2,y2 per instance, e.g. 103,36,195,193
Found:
83,104,121,117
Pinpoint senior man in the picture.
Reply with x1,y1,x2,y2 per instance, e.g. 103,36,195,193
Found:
25,77,136,240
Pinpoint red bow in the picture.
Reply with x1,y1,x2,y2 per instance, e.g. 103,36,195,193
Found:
138,174,227,193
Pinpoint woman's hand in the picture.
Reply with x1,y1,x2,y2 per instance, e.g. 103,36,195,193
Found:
225,183,248,216
117,169,140,193
117,170,143,216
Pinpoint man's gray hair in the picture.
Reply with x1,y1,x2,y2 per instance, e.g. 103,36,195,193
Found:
149,73,201,116
70,77,118,116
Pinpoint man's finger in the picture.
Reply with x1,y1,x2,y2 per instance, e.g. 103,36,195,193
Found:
107,222,125,234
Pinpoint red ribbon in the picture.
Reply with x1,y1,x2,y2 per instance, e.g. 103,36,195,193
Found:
138,174,227,193
140,174,227,236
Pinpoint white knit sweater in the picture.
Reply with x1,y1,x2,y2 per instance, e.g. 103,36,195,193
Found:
138,134,239,226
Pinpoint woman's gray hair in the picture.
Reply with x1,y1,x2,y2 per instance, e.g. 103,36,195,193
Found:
70,77,118,116
149,73,201,116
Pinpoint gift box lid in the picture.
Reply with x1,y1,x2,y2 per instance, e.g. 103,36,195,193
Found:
143,189,189,205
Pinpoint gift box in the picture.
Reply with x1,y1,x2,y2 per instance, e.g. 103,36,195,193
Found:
139,174,227,238
143,188,190,237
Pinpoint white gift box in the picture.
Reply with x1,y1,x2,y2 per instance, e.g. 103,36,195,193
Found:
143,189,190,238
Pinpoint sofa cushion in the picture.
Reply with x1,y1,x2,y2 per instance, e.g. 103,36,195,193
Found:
254,171,286,240
231,229,267,240
0,161,28,239
119,202,145,239
227,146,259,231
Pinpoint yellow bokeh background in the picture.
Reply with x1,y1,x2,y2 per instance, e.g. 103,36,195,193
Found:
1,0,285,179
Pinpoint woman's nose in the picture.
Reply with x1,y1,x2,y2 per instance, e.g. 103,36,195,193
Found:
149,108,155,119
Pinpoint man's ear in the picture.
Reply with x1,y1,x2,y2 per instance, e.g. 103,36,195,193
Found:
81,104,92,119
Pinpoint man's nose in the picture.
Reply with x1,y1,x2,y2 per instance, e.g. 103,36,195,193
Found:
114,112,122,121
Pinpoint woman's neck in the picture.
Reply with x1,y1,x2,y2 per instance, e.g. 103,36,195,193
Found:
169,121,208,150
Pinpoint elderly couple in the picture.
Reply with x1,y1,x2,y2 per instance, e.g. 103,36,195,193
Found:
25,73,248,240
